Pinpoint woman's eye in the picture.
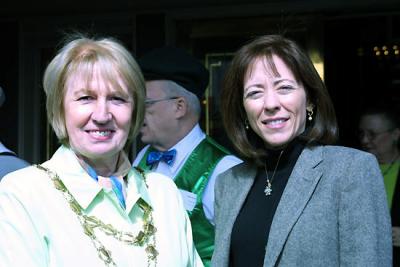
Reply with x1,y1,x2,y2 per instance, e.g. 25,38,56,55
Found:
277,85,296,93
111,96,127,103
77,96,93,101
245,90,263,99
279,85,294,90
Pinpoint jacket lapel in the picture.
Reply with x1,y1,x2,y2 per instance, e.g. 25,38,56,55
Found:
263,146,324,267
217,163,258,265
230,163,258,219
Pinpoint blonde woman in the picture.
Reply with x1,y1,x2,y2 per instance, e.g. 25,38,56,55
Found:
0,35,202,267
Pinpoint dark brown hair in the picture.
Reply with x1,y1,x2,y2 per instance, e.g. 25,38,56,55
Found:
221,35,338,164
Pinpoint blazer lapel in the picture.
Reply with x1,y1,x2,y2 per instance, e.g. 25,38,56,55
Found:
217,163,258,266
229,163,258,219
264,146,324,267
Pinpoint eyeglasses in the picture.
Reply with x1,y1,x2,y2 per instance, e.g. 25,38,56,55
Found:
358,129,394,140
144,97,179,107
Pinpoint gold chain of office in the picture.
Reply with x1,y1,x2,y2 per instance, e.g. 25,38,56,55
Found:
35,164,158,267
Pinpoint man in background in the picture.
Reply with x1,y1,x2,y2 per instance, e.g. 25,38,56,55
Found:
0,86,29,179
133,46,242,266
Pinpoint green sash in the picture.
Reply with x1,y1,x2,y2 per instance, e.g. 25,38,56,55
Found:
138,137,229,266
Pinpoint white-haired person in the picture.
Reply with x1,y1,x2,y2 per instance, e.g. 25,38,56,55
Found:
133,46,242,266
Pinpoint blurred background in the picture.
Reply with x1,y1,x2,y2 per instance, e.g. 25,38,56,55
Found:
0,0,399,163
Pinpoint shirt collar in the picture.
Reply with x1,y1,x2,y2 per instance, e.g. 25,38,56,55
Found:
124,167,153,213
76,150,132,179
44,146,101,210
44,146,151,213
168,124,205,173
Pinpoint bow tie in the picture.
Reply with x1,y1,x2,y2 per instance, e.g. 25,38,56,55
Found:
146,149,177,166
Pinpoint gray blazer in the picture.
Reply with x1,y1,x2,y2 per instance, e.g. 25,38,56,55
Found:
212,145,392,267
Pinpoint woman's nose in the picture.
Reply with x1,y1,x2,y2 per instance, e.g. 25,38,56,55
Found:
263,90,280,113
92,101,111,123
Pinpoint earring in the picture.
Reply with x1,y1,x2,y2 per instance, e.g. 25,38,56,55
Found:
307,107,314,121
245,119,249,130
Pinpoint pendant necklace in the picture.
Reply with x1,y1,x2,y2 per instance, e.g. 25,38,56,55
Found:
264,150,284,196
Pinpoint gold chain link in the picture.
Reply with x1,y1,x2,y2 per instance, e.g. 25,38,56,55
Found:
36,165,158,267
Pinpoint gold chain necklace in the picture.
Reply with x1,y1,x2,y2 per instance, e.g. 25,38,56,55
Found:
264,150,284,196
35,164,158,267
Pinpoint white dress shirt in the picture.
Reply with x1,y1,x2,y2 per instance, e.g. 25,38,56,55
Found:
133,124,242,224
0,146,203,267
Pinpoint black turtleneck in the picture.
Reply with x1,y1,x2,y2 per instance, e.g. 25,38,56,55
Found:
229,139,305,267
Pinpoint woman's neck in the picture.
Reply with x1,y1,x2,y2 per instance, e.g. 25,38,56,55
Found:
78,153,120,177
264,138,304,166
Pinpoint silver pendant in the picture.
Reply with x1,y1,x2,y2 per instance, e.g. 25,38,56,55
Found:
264,181,272,196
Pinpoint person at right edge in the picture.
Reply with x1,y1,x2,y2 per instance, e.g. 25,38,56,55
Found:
211,34,392,267
358,105,400,266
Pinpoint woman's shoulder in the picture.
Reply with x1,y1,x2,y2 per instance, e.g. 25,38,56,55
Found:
307,145,380,179
318,145,376,162
215,161,257,190
130,168,180,196
1,165,46,184
0,164,54,200
146,171,179,190
218,160,255,177
130,169,187,216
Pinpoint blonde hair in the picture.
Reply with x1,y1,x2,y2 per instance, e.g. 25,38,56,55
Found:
43,34,145,147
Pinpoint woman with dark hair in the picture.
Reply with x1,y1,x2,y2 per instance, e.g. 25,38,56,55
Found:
358,105,400,265
212,35,391,267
